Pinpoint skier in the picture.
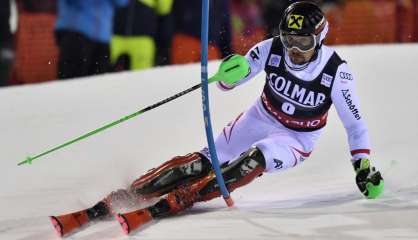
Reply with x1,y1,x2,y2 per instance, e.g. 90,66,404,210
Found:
50,1,384,237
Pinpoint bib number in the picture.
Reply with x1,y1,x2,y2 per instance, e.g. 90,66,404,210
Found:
282,102,295,115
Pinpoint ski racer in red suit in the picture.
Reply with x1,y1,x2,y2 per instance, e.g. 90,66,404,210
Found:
50,2,384,237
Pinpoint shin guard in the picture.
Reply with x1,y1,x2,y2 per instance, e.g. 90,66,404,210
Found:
130,153,212,198
199,147,266,201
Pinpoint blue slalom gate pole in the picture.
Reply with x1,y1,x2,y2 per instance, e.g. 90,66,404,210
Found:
200,0,233,207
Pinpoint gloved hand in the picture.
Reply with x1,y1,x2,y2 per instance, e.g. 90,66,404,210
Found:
209,54,250,85
352,158,384,199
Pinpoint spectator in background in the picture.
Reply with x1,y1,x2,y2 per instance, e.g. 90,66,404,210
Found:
55,0,129,79
321,0,345,12
111,0,174,71
170,0,232,64
230,0,266,55
0,0,14,87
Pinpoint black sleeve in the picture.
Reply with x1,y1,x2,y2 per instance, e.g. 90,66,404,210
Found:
218,0,232,58
155,12,174,66
20,0,56,13
0,0,12,45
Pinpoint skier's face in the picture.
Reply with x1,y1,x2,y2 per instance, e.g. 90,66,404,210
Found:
287,47,315,65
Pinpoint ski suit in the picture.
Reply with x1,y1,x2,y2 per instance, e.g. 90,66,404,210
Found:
202,37,370,172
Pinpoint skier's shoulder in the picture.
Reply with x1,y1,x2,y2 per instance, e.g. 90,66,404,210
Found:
321,45,347,64
257,37,274,48
323,46,357,88
319,45,348,72
249,38,274,55
246,38,274,65
320,45,354,76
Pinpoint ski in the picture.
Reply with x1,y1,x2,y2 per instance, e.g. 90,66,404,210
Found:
50,209,91,238
51,173,216,236
50,206,154,237
116,174,216,234
116,208,154,235
50,201,110,237
116,196,175,235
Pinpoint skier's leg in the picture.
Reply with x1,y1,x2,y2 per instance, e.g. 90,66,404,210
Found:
147,147,266,217
115,103,267,213
202,105,273,165
114,127,316,232
199,147,266,202
115,151,264,235
88,132,311,219
91,104,314,219
152,132,314,216
86,152,213,218
253,132,313,173
130,152,212,198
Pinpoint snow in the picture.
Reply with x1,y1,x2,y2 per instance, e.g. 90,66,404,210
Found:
1,44,418,239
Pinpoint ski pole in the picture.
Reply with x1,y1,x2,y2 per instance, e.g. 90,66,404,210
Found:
18,82,204,166
17,54,248,166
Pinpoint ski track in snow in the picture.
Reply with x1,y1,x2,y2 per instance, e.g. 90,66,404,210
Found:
1,44,418,239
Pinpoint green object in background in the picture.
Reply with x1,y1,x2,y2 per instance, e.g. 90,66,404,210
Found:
139,0,173,15
111,36,156,70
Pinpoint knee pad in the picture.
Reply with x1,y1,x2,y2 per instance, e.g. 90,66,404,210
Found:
222,147,266,172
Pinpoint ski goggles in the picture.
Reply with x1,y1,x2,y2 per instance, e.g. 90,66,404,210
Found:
280,33,319,52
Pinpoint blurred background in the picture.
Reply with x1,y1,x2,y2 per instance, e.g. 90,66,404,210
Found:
0,0,417,86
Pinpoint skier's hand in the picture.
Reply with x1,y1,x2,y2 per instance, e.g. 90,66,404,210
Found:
352,158,384,199
209,54,250,85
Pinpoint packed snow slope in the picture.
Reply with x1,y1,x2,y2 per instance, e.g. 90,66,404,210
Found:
1,44,418,240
